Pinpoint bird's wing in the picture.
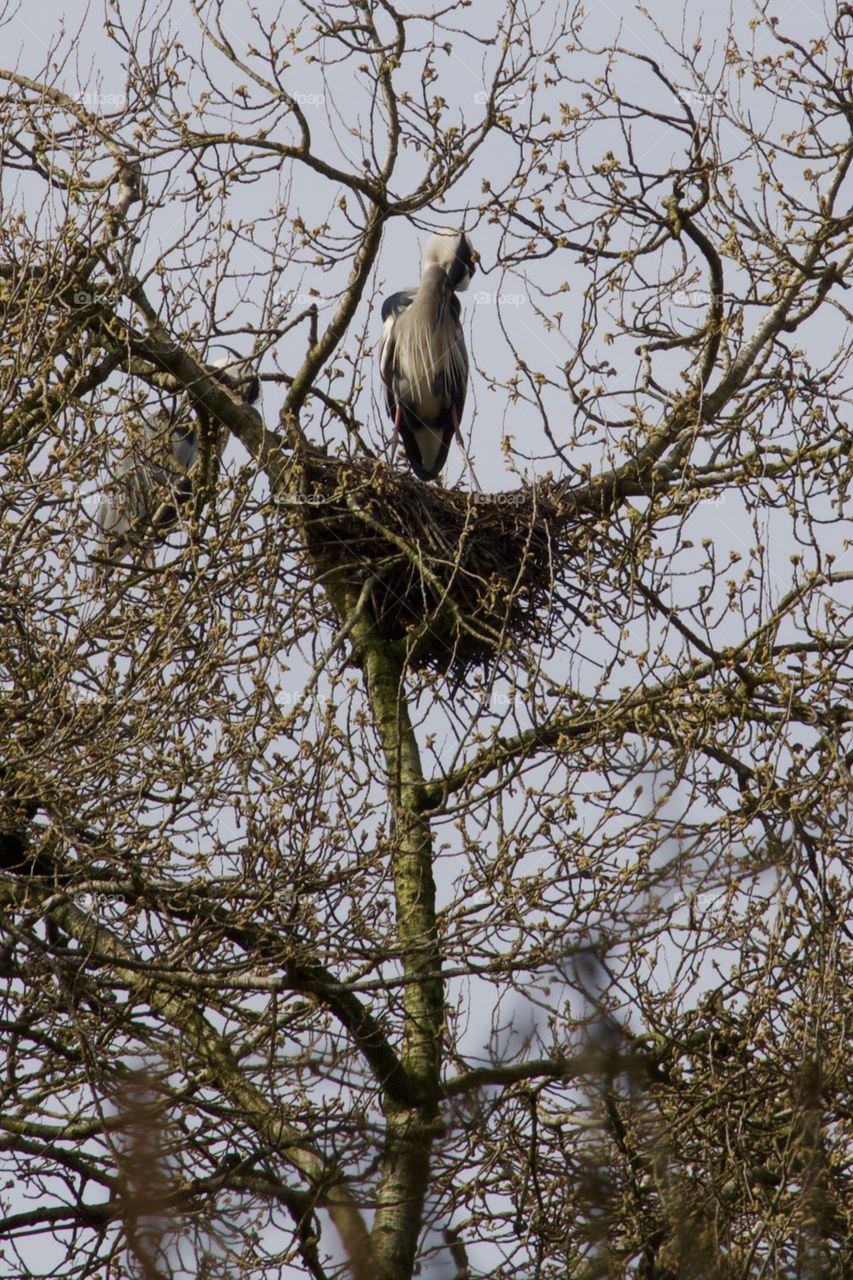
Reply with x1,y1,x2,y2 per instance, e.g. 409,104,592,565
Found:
93,410,187,549
170,423,199,472
445,293,469,420
380,288,417,323
379,289,416,416
93,493,129,544
398,418,454,481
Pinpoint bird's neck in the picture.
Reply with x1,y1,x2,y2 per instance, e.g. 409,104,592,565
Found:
419,263,450,289
413,264,451,321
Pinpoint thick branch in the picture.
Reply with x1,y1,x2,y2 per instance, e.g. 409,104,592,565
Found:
443,1056,582,1098
348,599,442,1280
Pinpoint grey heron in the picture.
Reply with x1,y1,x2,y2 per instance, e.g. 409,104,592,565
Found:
92,354,259,578
379,229,476,482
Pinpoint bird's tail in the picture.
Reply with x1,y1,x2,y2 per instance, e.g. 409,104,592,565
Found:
396,405,454,481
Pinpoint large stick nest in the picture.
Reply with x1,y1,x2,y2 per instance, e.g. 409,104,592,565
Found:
293,451,595,674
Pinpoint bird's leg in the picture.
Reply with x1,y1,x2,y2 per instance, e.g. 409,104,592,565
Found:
388,406,403,466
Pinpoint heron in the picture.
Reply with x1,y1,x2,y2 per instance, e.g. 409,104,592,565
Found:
92,353,259,578
379,229,476,482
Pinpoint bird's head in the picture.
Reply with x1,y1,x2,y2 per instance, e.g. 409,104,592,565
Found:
209,349,261,406
421,229,477,292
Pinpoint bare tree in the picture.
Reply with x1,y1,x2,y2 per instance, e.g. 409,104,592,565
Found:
1,2,851,1277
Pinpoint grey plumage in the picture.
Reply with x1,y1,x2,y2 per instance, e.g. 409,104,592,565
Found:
93,409,195,573
92,355,259,578
380,229,476,481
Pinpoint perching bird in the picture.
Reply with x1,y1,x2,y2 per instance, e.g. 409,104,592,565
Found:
92,354,259,578
379,229,476,481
